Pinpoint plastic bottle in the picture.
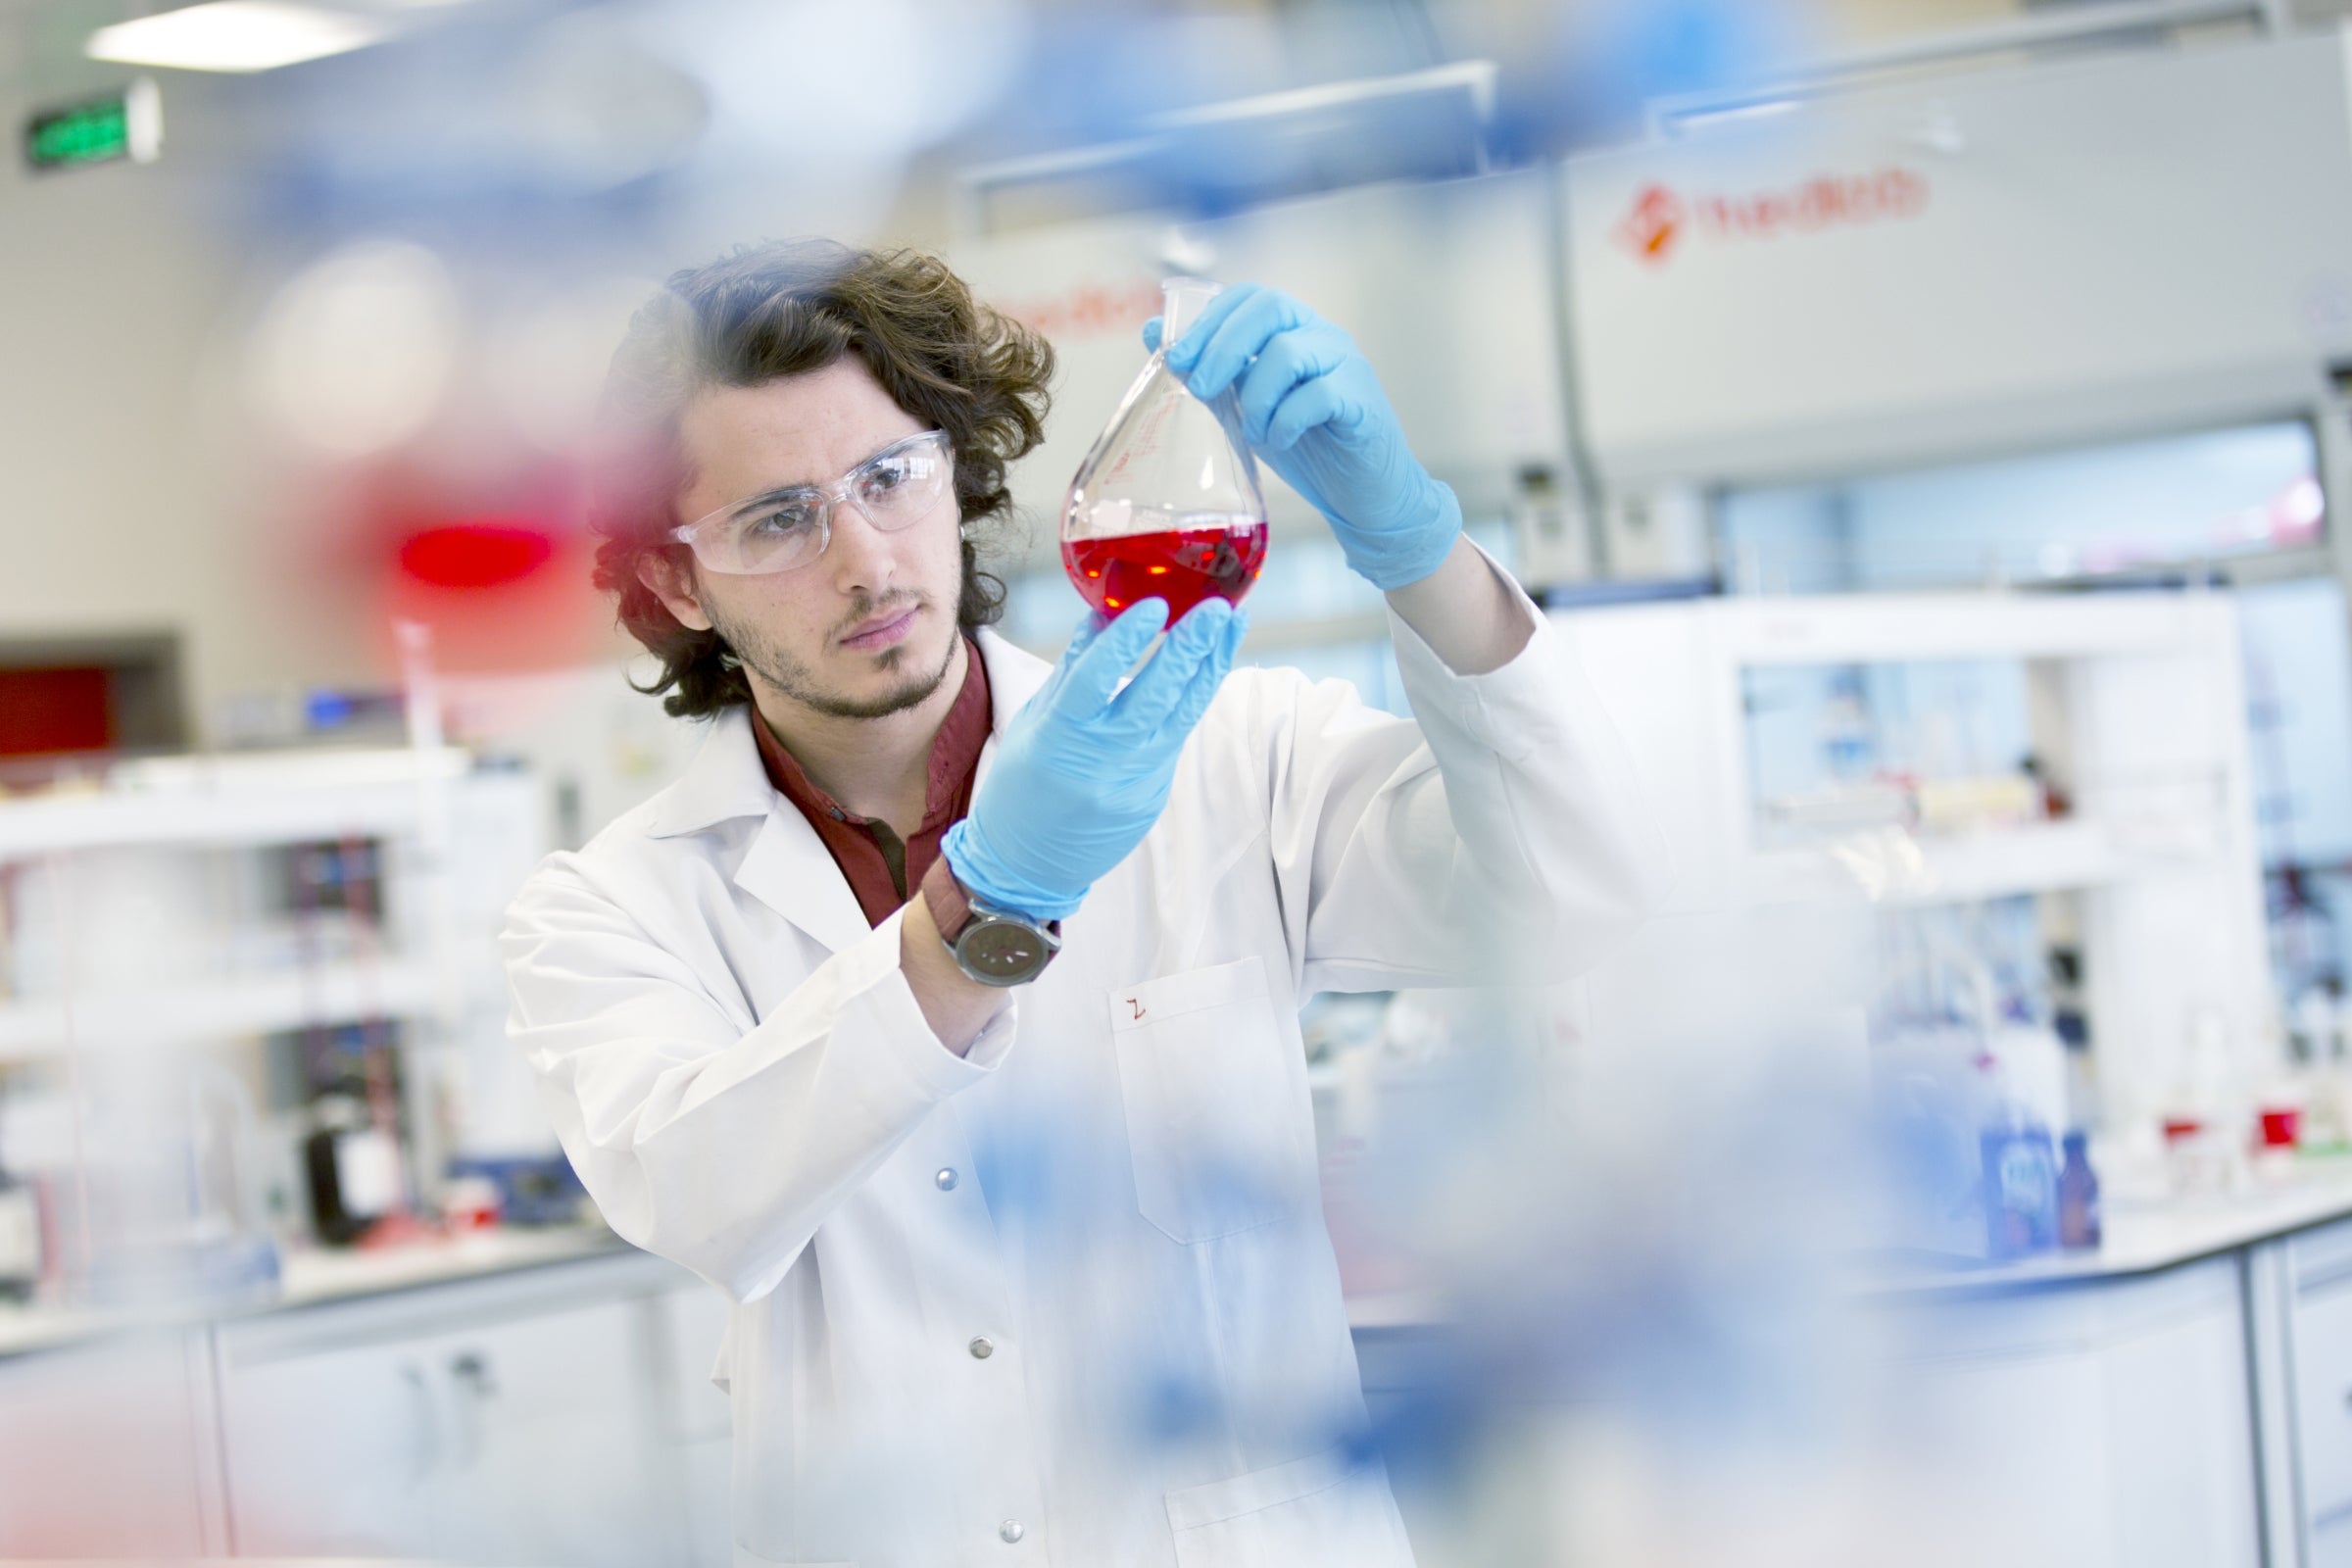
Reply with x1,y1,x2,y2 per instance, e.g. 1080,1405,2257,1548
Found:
1061,278,1270,619
1978,1052,2061,1260
2057,1131,2102,1251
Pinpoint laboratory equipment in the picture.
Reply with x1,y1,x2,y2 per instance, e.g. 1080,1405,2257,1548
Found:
1981,1098,2059,1260
2057,1131,2101,1250
0,1150,37,1301
304,1092,404,1246
1060,278,1268,620
74,1060,280,1304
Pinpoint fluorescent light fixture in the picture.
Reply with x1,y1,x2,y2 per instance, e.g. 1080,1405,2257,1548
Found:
86,1,391,74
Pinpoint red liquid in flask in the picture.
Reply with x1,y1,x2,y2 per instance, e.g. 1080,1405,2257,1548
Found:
1064,522,1269,619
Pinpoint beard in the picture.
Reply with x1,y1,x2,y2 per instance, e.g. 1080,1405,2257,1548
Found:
712,595,958,721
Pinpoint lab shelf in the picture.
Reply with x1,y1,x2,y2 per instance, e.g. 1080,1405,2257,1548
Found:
0,956,438,1058
1744,815,2202,908
1564,587,2268,1136
0,749,469,861
1705,587,2233,667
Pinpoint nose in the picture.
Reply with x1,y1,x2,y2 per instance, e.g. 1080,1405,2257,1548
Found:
824,496,898,599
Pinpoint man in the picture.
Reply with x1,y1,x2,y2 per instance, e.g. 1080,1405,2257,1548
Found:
504,240,1666,1566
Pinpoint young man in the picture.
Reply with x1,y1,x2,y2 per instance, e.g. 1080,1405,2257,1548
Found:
504,241,1665,1567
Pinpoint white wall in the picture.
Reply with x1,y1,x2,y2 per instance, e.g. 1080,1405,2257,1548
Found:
0,74,394,738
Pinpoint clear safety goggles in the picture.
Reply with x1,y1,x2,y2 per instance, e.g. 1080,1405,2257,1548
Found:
670,429,956,575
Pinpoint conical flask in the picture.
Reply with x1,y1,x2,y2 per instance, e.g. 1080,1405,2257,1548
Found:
1060,278,1269,619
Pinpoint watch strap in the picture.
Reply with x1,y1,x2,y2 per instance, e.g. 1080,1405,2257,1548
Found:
921,856,1061,943
920,855,977,943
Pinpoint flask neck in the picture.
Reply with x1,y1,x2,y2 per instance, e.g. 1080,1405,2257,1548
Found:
1161,278,1220,345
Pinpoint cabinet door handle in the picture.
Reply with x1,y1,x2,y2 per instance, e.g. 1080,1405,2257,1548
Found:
399,1362,441,1485
449,1350,497,1398
445,1350,495,1472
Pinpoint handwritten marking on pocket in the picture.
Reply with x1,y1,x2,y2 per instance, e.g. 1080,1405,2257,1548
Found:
1129,997,1145,1020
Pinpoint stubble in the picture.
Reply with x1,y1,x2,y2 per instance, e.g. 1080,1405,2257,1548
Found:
713,596,958,721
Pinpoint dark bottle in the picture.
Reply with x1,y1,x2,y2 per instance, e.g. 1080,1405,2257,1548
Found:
0,1160,39,1303
2058,1131,2102,1251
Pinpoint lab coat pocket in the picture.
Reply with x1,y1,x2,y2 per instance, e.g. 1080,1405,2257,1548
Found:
1165,1446,1414,1567
1110,955,1302,1245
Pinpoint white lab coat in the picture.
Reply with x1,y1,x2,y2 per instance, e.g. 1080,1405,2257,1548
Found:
503,563,1667,1568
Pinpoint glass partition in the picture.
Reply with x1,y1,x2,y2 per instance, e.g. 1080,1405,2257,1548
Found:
1720,420,2322,594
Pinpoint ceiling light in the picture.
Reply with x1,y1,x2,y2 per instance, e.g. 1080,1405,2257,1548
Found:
86,1,391,74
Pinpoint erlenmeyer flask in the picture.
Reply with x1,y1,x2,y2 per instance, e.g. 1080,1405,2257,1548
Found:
1060,278,1269,619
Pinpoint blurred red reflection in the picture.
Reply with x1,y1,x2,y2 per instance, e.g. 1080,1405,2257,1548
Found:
317,458,614,676
398,520,557,588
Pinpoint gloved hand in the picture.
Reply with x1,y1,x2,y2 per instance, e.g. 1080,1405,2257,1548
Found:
1146,284,1462,591
941,597,1247,922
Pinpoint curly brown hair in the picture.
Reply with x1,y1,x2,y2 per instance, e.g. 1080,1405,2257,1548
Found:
589,240,1055,717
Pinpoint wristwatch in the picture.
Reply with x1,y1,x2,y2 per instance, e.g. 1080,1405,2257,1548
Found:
920,857,1062,988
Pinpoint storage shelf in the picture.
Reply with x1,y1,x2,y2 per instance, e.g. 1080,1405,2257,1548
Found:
0,956,439,1058
1744,816,2210,907
1712,591,2232,667
0,750,468,860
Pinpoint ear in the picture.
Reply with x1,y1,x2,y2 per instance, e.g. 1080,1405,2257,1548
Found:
637,551,714,632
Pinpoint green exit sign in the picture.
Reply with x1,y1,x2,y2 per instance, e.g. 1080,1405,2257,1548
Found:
25,79,160,172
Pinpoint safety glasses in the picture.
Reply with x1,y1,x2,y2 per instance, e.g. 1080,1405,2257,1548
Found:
670,429,956,575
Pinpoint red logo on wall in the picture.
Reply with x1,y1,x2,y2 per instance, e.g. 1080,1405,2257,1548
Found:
1615,167,1932,268
1617,184,1688,265
1618,186,1693,267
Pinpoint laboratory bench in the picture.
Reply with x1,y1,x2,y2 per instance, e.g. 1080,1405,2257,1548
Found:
1850,1167,2352,1568
1348,1169,2352,1568
8,1177,2352,1567
0,1225,706,1565
0,1222,638,1360
1869,1162,2352,1296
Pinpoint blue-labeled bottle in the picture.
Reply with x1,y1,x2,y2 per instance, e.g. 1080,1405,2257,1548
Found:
2058,1131,2102,1250
1982,1110,2060,1260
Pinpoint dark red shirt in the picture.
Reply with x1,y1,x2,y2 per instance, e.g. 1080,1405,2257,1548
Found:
751,639,993,927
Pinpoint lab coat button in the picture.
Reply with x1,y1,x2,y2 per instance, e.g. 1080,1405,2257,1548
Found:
968,1336,995,1359
999,1519,1025,1544
935,1167,958,1191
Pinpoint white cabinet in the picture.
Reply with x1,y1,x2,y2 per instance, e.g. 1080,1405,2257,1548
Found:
219,1254,678,1565
1888,1255,2260,1568
2284,1216,2352,1566
0,1330,218,1558
2318,1510,2352,1568
2296,1284,2352,1525
218,1320,454,1558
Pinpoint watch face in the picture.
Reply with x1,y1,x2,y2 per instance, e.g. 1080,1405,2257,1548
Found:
962,919,1047,983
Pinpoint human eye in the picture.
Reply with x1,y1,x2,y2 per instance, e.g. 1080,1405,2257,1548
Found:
735,496,821,540
859,452,915,497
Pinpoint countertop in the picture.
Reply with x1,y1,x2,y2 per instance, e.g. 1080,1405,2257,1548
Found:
1344,1161,2352,1329
1860,1160,2352,1297
0,1224,635,1359
14,1165,2352,1357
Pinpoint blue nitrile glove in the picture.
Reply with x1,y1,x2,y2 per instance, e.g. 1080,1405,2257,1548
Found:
1145,284,1462,591
941,597,1247,922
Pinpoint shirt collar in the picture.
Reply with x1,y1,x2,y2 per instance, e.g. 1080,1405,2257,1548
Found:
750,636,992,828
